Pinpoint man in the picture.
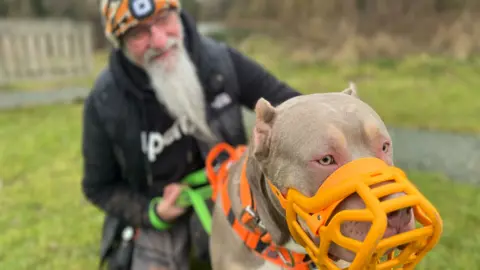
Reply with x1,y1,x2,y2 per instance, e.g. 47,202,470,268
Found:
81,0,301,269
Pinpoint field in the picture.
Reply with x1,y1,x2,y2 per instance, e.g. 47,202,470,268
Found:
1,34,480,269
0,104,479,269
232,35,480,134
4,34,480,134
0,52,109,93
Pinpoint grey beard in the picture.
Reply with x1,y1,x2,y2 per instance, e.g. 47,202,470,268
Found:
145,44,218,145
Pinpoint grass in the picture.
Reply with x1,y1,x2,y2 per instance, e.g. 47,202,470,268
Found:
229,34,480,134
1,32,479,268
0,52,109,92
4,33,480,134
0,103,479,269
6,32,480,133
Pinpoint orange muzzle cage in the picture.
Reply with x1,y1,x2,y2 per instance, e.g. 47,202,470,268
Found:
267,157,443,270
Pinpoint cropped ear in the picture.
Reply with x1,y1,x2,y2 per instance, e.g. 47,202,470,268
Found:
342,81,359,98
252,98,276,162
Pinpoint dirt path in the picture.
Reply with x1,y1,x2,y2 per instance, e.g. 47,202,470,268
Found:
0,87,89,110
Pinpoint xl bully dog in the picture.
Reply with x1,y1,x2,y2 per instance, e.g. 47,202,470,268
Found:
207,84,443,270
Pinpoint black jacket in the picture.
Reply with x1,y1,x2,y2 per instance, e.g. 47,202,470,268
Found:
81,11,300,239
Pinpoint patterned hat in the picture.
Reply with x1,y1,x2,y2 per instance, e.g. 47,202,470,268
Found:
100,0,181,48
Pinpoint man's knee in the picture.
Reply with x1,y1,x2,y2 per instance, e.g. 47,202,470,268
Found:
130,258,170,270
130,243,182,270
130,227,190,270
130,251,188,270
146,267,168,270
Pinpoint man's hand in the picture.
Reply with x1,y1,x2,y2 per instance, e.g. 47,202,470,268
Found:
156,183,187,222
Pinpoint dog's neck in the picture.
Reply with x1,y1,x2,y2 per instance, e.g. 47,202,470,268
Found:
225,148,291,245
244,148,292,246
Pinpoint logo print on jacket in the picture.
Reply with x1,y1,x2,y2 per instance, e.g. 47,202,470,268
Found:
141,116,196,162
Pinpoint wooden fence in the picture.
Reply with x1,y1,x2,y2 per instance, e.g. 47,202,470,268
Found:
0,19,93,85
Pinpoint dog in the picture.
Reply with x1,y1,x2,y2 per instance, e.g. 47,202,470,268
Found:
208,84,442,270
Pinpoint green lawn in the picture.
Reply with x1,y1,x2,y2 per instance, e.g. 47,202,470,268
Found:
0,103,479,269
0,52,109,93
232,35,480,134
1,32,480,269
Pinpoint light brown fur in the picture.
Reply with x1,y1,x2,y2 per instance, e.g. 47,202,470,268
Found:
209,84,413,269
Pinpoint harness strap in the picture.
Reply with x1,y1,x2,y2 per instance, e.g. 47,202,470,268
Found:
206,143,313,269
221,160,272,250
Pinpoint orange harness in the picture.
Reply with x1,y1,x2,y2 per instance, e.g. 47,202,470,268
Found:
206,143,314,269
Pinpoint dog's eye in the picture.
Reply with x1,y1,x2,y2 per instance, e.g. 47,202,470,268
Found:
318,155,335,165
382,142,390,153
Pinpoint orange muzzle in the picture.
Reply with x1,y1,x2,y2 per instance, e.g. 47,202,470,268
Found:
267,157,443,270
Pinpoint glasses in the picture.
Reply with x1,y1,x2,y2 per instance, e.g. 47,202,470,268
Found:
123,9,176,41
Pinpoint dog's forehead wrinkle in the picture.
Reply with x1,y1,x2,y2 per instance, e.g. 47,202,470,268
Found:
273,115,349,152
268,92,391,179
363,120,382,141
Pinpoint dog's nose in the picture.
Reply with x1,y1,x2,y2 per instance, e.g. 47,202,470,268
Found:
387,207,412,227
